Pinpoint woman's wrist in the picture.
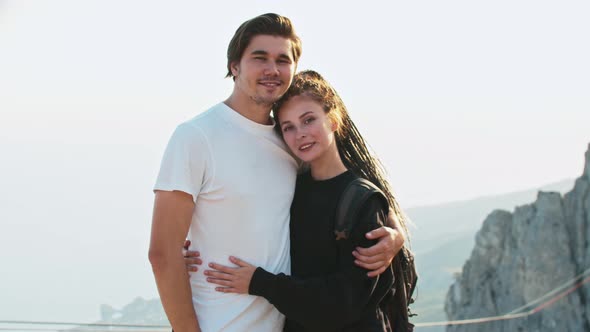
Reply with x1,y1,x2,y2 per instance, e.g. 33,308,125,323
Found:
248,267,274,296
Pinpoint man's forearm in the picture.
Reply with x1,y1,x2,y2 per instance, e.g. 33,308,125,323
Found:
150,190,200,331
151,252,201,332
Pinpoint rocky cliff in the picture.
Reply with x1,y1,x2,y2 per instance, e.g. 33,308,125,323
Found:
98,297,168,326
445,144,590,332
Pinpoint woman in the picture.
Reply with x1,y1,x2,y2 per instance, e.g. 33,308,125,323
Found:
203,70,411,331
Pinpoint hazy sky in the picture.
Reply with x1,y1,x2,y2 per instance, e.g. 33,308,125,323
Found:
1,0,589,323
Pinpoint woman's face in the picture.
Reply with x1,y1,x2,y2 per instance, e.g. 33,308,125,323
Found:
277,95,337,164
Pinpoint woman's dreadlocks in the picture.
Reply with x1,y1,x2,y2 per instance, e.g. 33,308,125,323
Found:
273,70,410,238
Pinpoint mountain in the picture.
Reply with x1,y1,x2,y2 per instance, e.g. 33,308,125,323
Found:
444,144,590,331
408,177,575,255
98,297,167,326
408,179,574,327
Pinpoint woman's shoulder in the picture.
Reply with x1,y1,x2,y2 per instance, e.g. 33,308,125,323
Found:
295,170,312,187
338,177,389,219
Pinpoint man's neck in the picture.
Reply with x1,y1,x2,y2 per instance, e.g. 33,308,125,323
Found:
224,94,273,125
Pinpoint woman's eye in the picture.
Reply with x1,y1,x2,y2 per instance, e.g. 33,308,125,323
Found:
304,117,315,124
282,126,293,132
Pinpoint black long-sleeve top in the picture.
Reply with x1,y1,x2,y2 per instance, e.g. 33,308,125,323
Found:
249,170,394,332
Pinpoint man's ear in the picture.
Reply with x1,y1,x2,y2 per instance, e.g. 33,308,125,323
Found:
230,61,240,77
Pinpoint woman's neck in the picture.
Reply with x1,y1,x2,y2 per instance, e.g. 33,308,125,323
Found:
309,145,348,181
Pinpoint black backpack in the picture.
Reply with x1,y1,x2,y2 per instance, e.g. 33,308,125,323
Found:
334,178,418,332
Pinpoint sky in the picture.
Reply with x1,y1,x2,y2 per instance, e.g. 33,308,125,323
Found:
1,0,589,324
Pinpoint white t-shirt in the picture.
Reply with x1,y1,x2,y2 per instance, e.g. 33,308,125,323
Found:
154,102,297,332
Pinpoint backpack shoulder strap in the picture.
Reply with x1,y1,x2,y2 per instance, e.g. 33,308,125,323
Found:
334,177,388,240
335,177,419,331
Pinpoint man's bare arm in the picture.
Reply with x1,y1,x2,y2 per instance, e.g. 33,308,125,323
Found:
149,190,200,332
353,210,406,277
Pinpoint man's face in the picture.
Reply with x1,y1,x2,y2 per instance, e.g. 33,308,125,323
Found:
231,35,296,107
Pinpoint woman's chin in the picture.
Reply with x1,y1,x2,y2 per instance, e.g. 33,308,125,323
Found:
302,157,322,167
294,153,315,164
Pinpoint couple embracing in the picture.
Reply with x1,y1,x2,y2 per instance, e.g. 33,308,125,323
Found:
149,13,415,332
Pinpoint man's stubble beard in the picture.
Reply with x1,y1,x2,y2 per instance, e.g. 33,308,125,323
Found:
250,93,282,109
249,83,288,109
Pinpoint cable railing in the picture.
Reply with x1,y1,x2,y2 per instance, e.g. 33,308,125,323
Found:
3,267,590,331
0,320,169,332
414,266,590,328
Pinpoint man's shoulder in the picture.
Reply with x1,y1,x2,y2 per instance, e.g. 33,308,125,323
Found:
184,102,226,127
173,103,227,137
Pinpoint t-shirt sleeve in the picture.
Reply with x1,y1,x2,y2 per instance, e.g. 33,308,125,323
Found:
153,122,212,202
249,195,394,331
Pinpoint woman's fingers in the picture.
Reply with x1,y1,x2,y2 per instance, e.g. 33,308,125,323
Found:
183,255,202,272
209,262,235,273
185,257,202,265
205,269,235,280
184,250,200,258
215,287,237,293
207,277,234,287
229,256,250,267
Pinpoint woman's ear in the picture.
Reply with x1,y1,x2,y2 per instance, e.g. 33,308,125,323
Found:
330,118,339,132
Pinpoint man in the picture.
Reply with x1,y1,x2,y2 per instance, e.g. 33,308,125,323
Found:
149,13,404,332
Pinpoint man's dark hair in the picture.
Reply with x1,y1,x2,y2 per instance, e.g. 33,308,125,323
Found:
226,13,302,80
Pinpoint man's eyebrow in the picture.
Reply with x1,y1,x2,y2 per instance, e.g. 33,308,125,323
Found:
277,53,293,61
250,50,268,56
250,50,293,61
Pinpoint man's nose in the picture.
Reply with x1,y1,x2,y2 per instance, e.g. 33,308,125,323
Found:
264,62,279,76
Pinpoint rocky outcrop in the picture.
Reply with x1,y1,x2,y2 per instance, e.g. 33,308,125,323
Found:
98,297,168,326
445,144,590,332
